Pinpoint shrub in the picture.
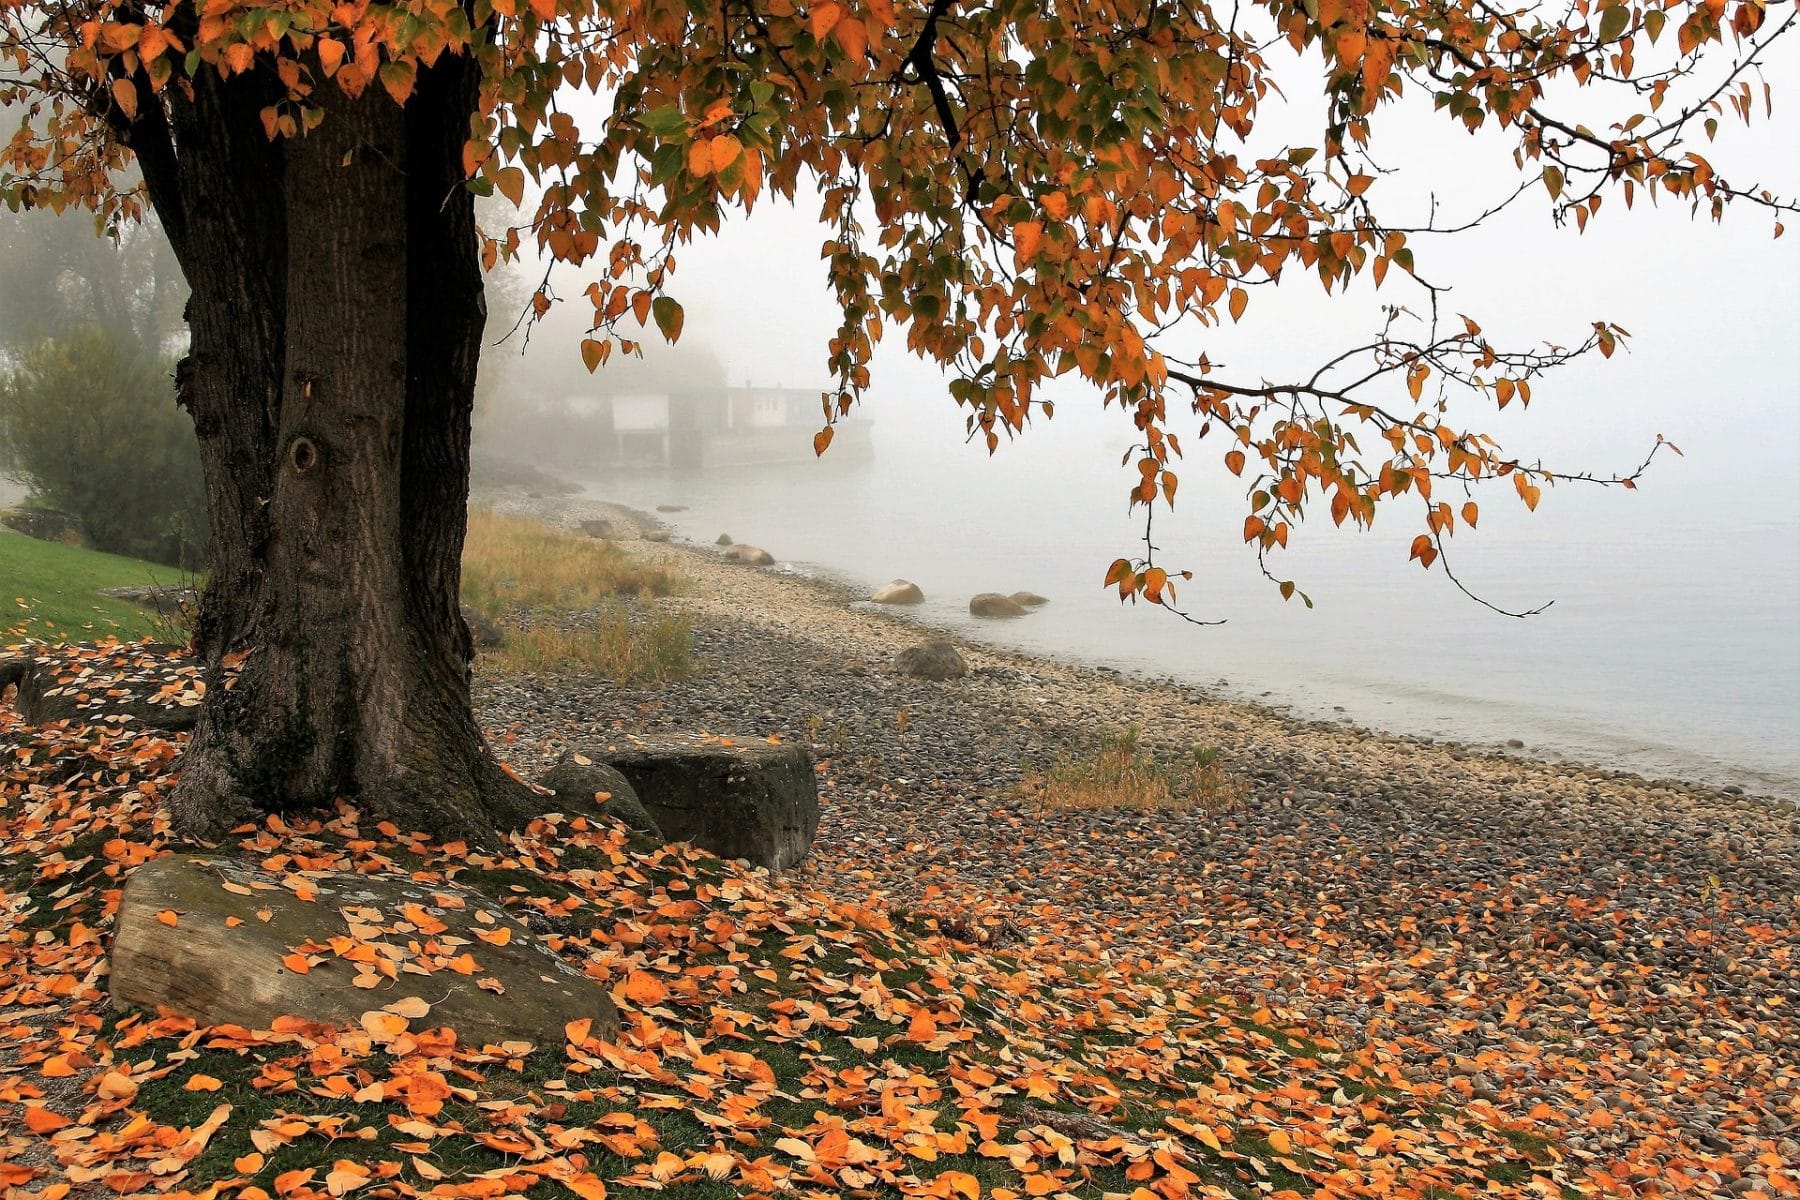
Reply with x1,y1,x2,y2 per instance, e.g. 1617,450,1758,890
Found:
1018,726,1245,814
0,330,207,569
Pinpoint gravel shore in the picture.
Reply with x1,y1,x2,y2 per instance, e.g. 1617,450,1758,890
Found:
475,489,1800,1184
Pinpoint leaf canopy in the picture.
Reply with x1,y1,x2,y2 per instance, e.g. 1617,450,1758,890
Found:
1,0,1788,610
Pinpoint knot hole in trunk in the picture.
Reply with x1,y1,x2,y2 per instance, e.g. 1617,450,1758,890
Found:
289,436,321,473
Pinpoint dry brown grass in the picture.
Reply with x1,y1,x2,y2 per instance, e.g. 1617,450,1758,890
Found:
461,510,691,682
461,509,680,617
489,604,693,684
1018,726,1245,814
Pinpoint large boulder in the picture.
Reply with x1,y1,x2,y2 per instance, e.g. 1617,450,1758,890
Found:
578,518,616,539
895,641,968,681
584,735,818,870
538,751,663,838
723,544,775,566
969,592,1029,619
1,507,83,544
1,648,201,732
1009,591,1049,607
871,580,925,605
97,584,198,609
111,855,618,1048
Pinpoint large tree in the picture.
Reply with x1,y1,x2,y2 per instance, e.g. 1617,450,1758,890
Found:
1,0,1790,841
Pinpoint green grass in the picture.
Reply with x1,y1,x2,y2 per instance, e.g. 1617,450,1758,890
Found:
0,522,185,642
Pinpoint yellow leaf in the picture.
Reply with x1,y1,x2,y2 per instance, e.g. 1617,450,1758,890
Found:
494,166,526,207
110,77,138,120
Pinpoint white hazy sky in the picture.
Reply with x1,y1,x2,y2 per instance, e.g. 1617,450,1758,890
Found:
520,34,1800,529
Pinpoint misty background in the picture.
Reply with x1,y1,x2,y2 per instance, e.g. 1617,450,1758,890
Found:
3,45,1796,795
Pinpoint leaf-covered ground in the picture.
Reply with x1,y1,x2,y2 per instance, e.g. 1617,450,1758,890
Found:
1,641,1793,1200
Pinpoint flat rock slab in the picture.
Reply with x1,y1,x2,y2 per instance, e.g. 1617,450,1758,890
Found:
1,645,203,732
111,855,618,1049
585,735,818,871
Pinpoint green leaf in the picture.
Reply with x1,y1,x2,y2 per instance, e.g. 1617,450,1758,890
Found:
639,105,688,140
652,296,684,342
1598,5,1630,42
1543,165,1564,199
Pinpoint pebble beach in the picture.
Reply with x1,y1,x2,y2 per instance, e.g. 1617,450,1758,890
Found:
475,489,1800,1192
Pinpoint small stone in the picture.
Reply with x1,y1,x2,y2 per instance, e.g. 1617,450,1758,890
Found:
716,533,733,545
655,504,687,513
895,641,968,681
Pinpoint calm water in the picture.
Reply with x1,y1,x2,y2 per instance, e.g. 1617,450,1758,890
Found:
580,420,1800,799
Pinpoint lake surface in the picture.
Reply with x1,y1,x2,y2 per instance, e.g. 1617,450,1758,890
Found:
579,420,1800,799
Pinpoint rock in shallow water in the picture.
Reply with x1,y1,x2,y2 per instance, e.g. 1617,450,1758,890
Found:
969,592,1029,618
871,579,926,605
111,855,618,1048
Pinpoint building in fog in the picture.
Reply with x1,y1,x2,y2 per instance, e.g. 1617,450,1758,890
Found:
564,384,872,469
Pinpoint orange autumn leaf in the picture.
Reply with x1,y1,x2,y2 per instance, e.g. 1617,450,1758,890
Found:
618,969,668,1005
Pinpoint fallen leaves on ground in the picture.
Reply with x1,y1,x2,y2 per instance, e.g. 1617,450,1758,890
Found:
1,641,1794,1200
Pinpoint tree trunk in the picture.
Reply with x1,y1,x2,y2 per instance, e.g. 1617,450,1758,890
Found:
145,59,535,844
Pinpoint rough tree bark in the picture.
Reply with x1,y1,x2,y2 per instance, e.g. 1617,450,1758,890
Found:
131,56,536,843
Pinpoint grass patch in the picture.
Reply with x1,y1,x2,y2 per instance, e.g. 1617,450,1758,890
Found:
0,523,185,642
461,510,693,682
1017,725,1245,813
462,509,680,614
490,603,693,684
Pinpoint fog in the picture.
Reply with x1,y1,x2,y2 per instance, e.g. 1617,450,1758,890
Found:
2,40,1796,791
476,41,1800,793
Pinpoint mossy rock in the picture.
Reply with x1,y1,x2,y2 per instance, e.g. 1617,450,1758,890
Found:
111,854,618,1049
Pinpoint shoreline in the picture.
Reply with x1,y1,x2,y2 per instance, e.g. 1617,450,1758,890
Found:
478,485,1794,812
